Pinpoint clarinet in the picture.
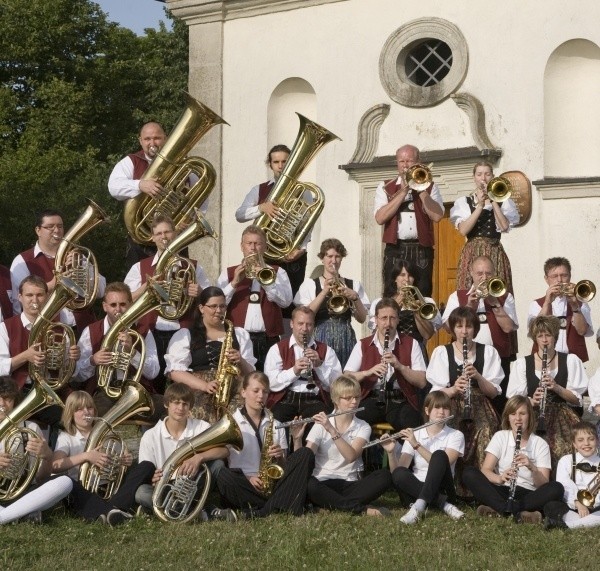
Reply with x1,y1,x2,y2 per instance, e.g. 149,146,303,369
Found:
462,337,473,423
376,328,391,408
535,346,548,435
302,333,316,390
504,426,523,515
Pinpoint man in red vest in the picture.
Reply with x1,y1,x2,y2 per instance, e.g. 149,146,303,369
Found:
264,306,341,423
344,298,427,431
374,145,444,297
217,225,293,371
527,256,593,362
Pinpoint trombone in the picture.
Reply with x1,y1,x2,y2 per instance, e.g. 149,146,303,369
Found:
558,280,596,303
398,285,437,320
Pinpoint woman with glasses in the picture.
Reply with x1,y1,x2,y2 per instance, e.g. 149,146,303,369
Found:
165,286,256,420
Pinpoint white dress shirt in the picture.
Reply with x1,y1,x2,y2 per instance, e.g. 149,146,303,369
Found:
555,451,600,510
588,368,600,412
449,195,520,231
54,429,88,479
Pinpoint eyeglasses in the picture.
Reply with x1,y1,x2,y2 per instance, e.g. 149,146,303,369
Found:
204,304,227,311
40,224,64,230
339,395,360,401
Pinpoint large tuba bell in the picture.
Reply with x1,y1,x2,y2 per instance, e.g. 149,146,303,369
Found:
405,163,434,192
0,381,64,501
255,113,340,261
79,381,153,499
28,276,85,390
153,410,243,523
124,93,227,245
55,199,109,309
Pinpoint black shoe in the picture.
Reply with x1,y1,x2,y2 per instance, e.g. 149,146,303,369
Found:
238,508,260,520
209,508,237,522
544,515,568,530
107,509,134,527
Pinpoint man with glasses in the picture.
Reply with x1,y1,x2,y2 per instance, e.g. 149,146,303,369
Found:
264,306,341,423
217,225,292,371
528,256,593,362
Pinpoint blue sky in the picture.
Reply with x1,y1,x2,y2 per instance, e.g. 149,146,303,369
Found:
95,0,171,35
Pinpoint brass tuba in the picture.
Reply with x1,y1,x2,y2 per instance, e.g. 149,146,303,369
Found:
0,381,64,501
258,409,284,497
255,114,340,261
486,176,512,202
152,410,243,523
79,381,153,499
399,285,438,320
211,319,241,419
54,199,109,309
28,276,85,390
124,93,227,245
405,163,433,192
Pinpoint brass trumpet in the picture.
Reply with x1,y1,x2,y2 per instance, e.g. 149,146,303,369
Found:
399,285,437,320
486,176,512,202
243,252,276,286
405,163,433,192
557,280,596,303
475,277,506,299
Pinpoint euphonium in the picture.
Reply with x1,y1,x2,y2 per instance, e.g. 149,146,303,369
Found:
54,198,109,309
558,280,596,303
79,381,153,499
0,381,63,501
327,275,353,315
259,409,284,497
475,277,506,299
124,93,227,245
405,163,433,192
243,252,276,286
152,410,243,523
154,215,217,320
399,285,437,320
577,467,600,508
28,276,85,390
212,319,241,418
486,176,512,202
96,281,169,399
255,113,340,261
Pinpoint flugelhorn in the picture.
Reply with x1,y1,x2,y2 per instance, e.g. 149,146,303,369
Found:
486,176,512,202
557,280,596,303
255,113,340,261
475,277,506,299
277,407,364,429
327,275,354,315
362,416,453,449
399,285,437,320
405,163,433,192
243,252,276,286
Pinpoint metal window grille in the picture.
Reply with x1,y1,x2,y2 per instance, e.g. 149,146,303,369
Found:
405,40,453,87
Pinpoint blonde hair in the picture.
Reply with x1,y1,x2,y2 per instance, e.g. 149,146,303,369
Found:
330,375,360,405
61,391,95,435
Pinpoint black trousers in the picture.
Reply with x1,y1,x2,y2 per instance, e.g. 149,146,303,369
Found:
392,449,457,507
153,329,177,395
278,252,307,320
307,469,392,515
383,242,434,297
69,460,155,521
462,466,564,515
217,448,314,516
356,395,421,432
271,395,330,424
249,333,280,372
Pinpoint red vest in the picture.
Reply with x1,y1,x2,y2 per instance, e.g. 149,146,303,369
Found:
0,265,13,321
456,290,511,359
128,151,151,179
381,179,435,247
358,333,419,411
266,338,329,408
4,316,30,389
257,181,274,204
225,266,283,336
531,297,588,362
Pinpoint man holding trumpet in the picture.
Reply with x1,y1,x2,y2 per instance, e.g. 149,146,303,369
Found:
527,257,593,362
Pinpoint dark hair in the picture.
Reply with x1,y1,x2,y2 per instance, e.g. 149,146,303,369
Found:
164,382,194,406
35,209,63,228
243,371,269,390
317,238,347,259
19,275,48,295
447,307,481,339
266,144,291,165
190,287,227,350
544,257,571,276
383,260,421,298
151,214,175,232
0,376,21,406
103,282,132,303
374,297,400,317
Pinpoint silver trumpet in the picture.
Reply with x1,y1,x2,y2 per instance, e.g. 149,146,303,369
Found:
277,407,365,429
362,416,454,449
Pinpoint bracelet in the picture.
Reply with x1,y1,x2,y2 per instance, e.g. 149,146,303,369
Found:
331,433,342,441
413,442,421,450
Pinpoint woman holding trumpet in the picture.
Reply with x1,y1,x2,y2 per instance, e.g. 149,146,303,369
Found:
506,316,587,464
294,239,369,367
378,391,464,524
450,161,519,293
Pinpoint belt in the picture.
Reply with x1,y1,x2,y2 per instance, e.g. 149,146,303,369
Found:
282,390,320,404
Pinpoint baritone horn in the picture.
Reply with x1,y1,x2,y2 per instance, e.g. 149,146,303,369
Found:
399,285,437,320
124,93,228,245
475,277,506,299
558,280,596,303
255,113,340,261
243,252,276,286
486,176,512,202
405,163,433,192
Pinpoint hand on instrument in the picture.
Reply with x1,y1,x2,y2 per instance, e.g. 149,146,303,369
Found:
514,452,532,470
313,411,334,433
369,362,389,379
92,348,114,366
187,283,200,298
290,417,306,441
379,434,397,453
230,263,246,288
382,351,400,370
116,331,134,352
284,248,305,262
303,347,322,368
545,283,563,304
248,475,264,492
0,452,11,470
26,343,46,367
120,451,133,467
398,427,418,448
139,179,164,198
474,185,489,206
532,386,545,406
466,283,480,307
499,466,516,484
462,362,480,382
25,435,52,460
87,447,111,469
204,379,219,394
225,348,242,366
293,356,312,376
259,200,280,220
68,344,81,362
453,376,469,397
575,500,590,518
178,455,203,478
151,469,163,485
268,443,284,460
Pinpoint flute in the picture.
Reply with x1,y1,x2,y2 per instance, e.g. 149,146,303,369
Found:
362,415,454,449
276,407,365,429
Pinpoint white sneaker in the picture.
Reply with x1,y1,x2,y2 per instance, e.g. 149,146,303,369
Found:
443,502,465,521
400,505,422,525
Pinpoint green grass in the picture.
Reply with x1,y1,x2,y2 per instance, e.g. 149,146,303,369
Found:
0,497,596,571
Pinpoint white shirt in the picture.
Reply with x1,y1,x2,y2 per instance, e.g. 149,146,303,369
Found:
73,316,160,383
587,368,600,412
124,252,211,332
368,295,442,332
442,291,519,346
373,178,443,240
307,414,370,481
293,277,371,312
527,297,594,352
399,424,465,482
54,429,88,480
344,331,427,390
449,195,520,232
227,408,287,476
506,353,588,405
10,242,106,319
216,266,292,333
485,430,552,491
264,336,342,394
427,343,504,395
138,417,212,469
164,326,256,374
556,451,600,510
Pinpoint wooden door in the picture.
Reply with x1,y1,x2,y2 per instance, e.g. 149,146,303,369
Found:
426,205,465,354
